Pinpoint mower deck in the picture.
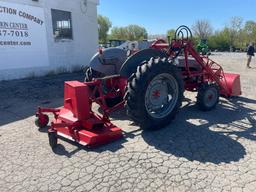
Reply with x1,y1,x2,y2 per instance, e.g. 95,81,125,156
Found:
52,118,123,147
36,81,123,149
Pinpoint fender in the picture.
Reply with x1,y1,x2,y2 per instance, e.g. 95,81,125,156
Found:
119,48,168,78
89,48,127,76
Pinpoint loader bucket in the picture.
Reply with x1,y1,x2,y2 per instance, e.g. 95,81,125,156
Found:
220,73,242,97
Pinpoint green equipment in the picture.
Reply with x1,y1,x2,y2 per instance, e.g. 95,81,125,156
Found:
197,39,210,55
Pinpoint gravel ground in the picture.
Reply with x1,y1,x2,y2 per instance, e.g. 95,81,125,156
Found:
0,53,256,192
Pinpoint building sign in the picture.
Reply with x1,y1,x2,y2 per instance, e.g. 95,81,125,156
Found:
0,1,48,69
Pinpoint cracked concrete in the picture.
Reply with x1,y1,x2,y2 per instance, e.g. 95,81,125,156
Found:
0,53,256,192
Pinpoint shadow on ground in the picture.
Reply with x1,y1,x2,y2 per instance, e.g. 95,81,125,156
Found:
50,136,128,158
142,96,256,164
1,74,256,164
50,96,256,164
0,72,84,126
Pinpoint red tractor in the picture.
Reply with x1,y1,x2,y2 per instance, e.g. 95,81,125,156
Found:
36,26,241,149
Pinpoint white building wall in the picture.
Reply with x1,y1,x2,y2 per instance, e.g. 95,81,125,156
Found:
0,0,99,80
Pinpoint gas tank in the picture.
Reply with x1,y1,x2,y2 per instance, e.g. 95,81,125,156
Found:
88,48,128,76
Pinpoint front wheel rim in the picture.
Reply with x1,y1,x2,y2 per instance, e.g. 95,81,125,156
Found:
145,73,179,119
203,88,218,108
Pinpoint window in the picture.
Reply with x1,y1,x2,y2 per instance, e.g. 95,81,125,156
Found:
51,9,73,40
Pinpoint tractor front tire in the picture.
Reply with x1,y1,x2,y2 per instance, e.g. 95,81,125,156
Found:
197,83,219,111
125,58,184,130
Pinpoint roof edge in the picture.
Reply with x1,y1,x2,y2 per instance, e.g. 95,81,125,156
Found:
88,0,99,5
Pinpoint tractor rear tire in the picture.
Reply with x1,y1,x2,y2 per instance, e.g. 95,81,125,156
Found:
105,96,123,108
84,67,104,82
125,58,184,130
197,83,219,111
84,67,93,82
84,67,123,108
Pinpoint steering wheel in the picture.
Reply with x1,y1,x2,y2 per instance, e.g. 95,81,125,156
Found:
167,25,193,59
174,25,193,40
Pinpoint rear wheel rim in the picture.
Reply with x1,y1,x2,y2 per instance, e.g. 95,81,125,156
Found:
145,73,179,119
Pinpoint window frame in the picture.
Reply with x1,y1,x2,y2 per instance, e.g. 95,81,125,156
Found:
51,9,73,41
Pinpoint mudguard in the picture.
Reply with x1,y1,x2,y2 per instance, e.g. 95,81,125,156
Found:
119,48,167,78
89,48,127,76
